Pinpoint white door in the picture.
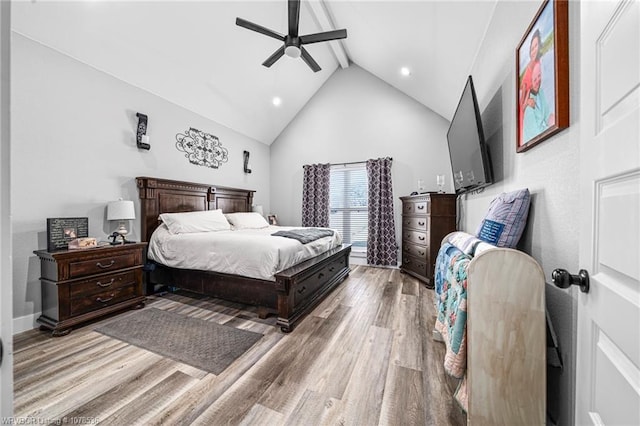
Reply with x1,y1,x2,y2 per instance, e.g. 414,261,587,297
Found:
0,0,12,417
576,0,640,424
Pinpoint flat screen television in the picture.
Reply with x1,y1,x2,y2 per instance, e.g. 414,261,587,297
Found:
447,75,493,194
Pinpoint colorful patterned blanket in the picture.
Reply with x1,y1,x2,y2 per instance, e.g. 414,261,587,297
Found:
433,232,495,412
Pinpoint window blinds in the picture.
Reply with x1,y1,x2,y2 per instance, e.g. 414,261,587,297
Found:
329,164,368,251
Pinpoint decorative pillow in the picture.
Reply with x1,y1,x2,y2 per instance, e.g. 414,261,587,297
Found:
224,212,270,229
475,188,531,248
160,209,231,234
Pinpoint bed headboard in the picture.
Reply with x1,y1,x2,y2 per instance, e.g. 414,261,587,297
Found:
136,176,255,242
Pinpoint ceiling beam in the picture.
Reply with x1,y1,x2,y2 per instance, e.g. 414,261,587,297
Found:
305,0,349,69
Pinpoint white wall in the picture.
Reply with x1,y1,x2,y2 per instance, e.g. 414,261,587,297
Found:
270,64,451,242
464,2,581,425
11,34,270,325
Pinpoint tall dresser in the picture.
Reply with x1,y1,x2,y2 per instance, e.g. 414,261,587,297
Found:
400,193,457,288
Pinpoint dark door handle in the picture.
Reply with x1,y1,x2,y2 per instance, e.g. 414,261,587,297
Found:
552,268,589,293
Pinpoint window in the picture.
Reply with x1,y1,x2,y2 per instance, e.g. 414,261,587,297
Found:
330,164,368,252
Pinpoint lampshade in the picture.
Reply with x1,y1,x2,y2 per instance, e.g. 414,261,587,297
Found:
107,199,135,221
252,205,264,216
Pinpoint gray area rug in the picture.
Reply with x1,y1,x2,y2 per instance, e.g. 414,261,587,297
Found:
95,307,263,374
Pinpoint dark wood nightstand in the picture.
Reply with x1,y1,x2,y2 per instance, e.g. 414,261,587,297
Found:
34,242,147,336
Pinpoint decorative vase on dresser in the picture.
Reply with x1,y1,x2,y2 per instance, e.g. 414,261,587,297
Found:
34,242,147,336
400,193,457,288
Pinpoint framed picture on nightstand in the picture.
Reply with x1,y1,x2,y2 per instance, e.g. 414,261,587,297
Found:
268,214,278,225
46,217,89,251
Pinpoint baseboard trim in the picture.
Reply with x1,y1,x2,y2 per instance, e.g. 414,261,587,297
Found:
13,312,39,335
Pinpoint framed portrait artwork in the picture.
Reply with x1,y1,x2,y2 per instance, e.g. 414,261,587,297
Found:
516,0,569,153
267,214,278,225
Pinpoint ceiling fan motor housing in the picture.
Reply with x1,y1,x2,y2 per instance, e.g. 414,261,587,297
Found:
285,36,301,58
236,0,347,72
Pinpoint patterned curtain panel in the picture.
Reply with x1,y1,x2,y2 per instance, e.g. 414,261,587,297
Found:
366,157,398,266
302,163,330,227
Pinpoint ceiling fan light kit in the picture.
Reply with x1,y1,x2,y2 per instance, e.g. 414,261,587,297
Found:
285,45,301,58
236,0,347,72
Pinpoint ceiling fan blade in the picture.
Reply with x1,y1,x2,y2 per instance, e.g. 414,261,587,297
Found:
300,29,347,45
300,46,321,72
236,17,284,42
288,0,300,37
262,46,286,68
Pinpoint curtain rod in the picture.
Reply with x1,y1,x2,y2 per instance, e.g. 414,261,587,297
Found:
331,157,393,167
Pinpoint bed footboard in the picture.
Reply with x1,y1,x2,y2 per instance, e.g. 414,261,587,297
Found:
146,244,351,333
275,244,351,332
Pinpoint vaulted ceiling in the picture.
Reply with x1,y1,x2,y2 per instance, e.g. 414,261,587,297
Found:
12,0,498,145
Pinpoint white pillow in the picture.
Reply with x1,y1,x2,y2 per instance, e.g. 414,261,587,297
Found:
224,212,270,229
160,209,231,234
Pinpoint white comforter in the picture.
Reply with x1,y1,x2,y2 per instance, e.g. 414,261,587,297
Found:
147,224,343,281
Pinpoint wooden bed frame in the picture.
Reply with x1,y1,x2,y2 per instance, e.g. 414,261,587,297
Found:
136,176,351,332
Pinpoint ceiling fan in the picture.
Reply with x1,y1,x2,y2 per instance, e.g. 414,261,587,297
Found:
236,0,347,72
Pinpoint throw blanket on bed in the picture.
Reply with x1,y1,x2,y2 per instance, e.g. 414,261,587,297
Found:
433,232,498,412
271,228,335,244
434,243,472,411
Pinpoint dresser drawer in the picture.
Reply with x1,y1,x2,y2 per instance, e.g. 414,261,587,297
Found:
402,201,429,215
69,270,137,298
68,253,138,279
401,254,428,277
402,216,428,231
402,242,428,259
70,285,137,316
403,230,428,246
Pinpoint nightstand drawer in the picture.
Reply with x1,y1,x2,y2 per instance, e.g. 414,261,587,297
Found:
402,217,428,231
70,285,137,316
403,230,428,246
402,242,428,259
69,270,137,298
69,253,137,278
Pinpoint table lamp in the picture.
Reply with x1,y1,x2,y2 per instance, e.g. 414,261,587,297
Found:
107,198,135,243
252,205,264,217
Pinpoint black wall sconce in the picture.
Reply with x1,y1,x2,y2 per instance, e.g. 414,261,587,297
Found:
243,150,252,173
136,112,151,150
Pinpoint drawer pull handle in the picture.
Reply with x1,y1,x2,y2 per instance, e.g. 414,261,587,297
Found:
318,272,325,279
329,267,335,272
96,260,115,269
418,236,425,241
418,221,425,226
419,251,425,256
417,205,425,210
97,294,115,303
96,278,115,288
297,286,307,294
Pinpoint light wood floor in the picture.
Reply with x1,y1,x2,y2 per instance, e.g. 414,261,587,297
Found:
14,265,466,425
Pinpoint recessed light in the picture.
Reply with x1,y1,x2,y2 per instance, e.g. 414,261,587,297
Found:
272,97,282,107
400,67,411,76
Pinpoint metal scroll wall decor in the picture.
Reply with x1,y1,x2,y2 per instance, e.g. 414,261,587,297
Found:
175,127,229,169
